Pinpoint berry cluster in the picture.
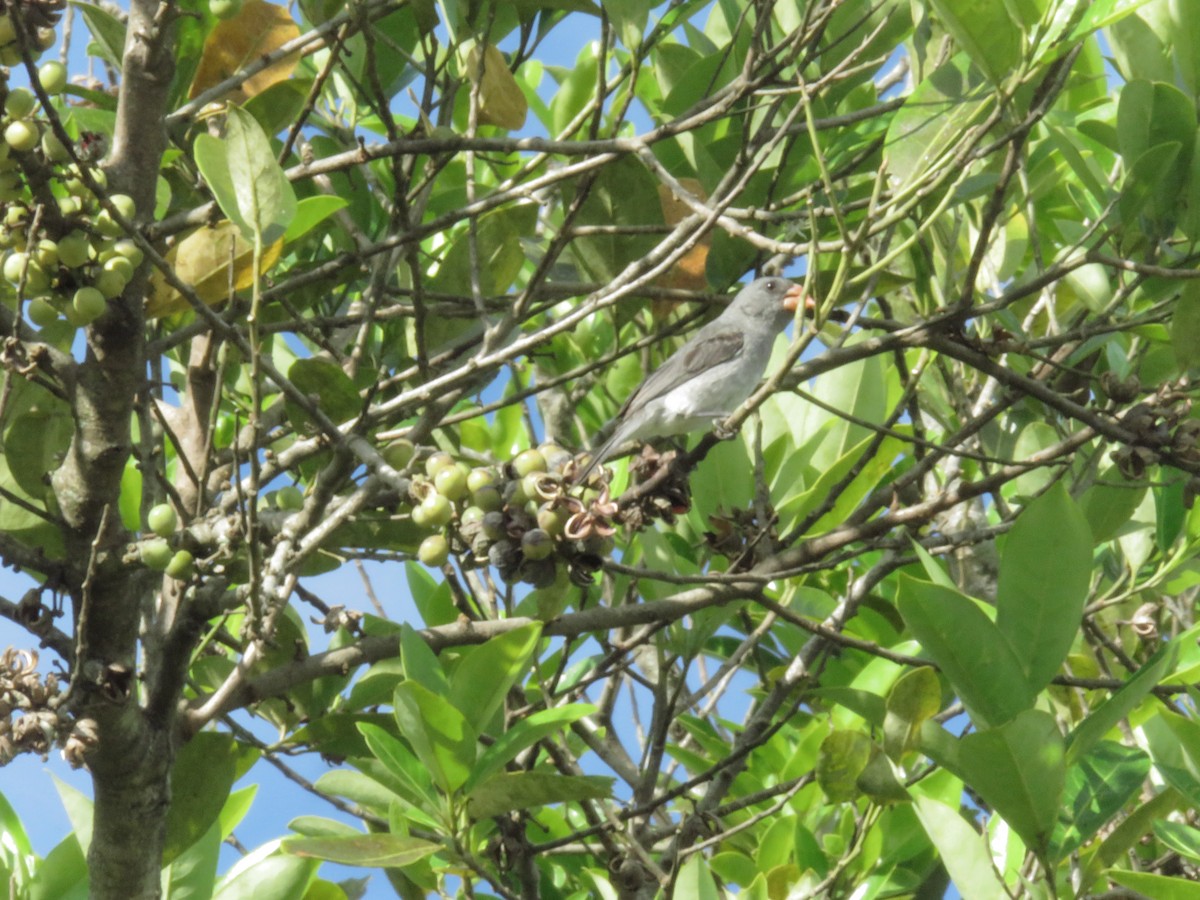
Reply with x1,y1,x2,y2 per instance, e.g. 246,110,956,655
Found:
1,46,142,329
388,441,615,588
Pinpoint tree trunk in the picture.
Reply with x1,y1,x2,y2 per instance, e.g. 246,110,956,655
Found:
46,0,177,894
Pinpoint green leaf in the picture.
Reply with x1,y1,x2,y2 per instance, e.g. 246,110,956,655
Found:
885,54,992,186
464,703,597,794
1155,818,1200,863
400,623,450,696
356,723,439,811
897,576,1035,727
27,833,87,900
565,156,662,283
405,561,458,627
1144,710,1200,808
164,731,239,864
928,0,1022,84
284,834,440,867
883,667,942,760
282,195,350,244
912,795,1009,900
995,482,1093,692
601,0,649,50
70,0,127,68
218,106,298,245
1066,640,1177,764
815,730,873,802
165,820,221,900
285,357,361,426
959,710,1064,856
429,202,537,298
1173,281,1200,372
1108,870,1200,900
1054,741,1150,857
675,854,722,900
448,622,542,734
214,855,317,900
465,772,611,819
194,133,251,239
393,682,478,793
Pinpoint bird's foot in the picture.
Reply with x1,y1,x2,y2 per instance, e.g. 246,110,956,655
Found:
711,417,737,440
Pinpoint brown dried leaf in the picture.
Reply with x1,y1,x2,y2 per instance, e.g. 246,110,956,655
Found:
468,44,527,131
655,178,711,300
146,221,283,318
188,0,301,103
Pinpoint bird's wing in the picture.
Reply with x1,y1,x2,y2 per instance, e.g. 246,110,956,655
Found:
619,327,745,413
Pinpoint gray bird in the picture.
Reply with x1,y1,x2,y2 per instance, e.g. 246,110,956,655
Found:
574,276,805,484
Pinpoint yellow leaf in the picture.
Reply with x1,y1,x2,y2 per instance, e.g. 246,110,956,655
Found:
146,221,282,319
467,44,527,131
188,0,301,104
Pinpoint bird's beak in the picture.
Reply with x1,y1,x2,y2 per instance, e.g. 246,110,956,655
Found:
783,284,807,312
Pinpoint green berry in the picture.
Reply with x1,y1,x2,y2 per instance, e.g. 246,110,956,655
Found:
57,232,91,269
537,504,569,536
141,538,173,571
417,534,449,567
26,297,58,327
460,505,486,531
4,88,35,119
147,503,178,538
467,468,495,493
513,448,547,477
165,550,195,580
37,60,67,95
95,267,127,298
434,465,468,502
418,492,453,528
471,483,503,512
102,255,135,282
72,286,107,323
31,239,57,269
425,451,455,477
3,120,39,153
109,194,136,220
381,438,415,469
3,252,28,284
112,239,144,267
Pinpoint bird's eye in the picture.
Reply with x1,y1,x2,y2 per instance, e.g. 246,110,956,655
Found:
765,279,776,291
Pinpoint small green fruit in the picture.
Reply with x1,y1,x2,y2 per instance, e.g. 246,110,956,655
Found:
102,255,134,282
31,239,57,269
109,194,136,220
72,286,107,323
425,451,455,477
434,465,468,502
471,484,503,512
95,267,127,298
165,550,195,580
459,505,486,531
57,232,91,269
2,252,28,284
417,534,449,567
141,538,173,571
25,297,58,327
112,239,144,267
4,88,35,119
512,448,547,477
418,492,453,528
3,120,39,153
147,503,178,538
467,468,495,494
381,438,415,469
37,60,67,94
